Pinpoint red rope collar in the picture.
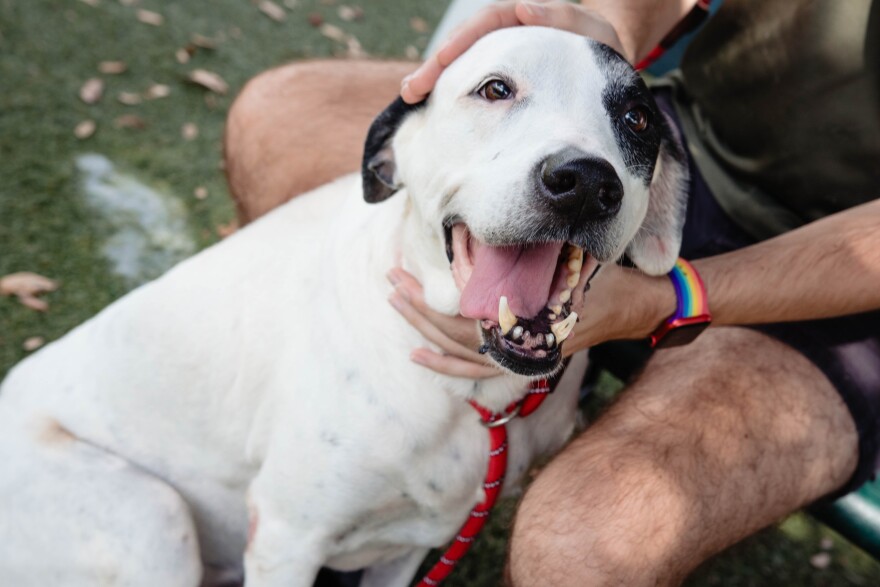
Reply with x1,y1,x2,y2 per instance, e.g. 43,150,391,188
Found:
416,378,554,586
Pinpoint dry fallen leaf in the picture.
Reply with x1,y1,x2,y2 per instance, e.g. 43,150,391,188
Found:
405,45,419,60
136,9,164,26
318,23,365,58
307,12,324,27
190,34,217,49
79,77,104,104
820,537,834,551
181,122,199,140
319,23,347,43
337,5,364,21
114,114,147,129
258,0,286,22
194,186,208,200
23,337,45,352
216,219,239,238
809,552,831,570
187,69,229,95
145,83,171,99
175,48,191,64
117,91,143,105
99,60,127,74
409,16,429,33
0,272,59,312
74,120,97,139
345,36,366,59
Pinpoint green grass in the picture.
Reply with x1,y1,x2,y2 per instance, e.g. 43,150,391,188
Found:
2,1,879,585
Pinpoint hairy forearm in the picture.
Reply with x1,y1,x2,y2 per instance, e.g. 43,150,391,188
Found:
579,0,698,62
570,199,880,352
697,199,880,326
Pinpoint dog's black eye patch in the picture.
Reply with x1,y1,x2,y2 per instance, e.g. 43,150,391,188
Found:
590,41,663,183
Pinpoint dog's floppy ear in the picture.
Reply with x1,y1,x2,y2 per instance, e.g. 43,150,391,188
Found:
362,96,425,203
626,111,690,275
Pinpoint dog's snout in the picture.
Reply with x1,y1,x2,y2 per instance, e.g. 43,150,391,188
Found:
539,149,623,220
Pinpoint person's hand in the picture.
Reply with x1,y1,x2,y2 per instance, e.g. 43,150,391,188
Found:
401,0,625,104
387,268,501,379
388,264,677,378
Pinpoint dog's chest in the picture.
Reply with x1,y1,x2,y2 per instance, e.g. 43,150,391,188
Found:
288,373,538,570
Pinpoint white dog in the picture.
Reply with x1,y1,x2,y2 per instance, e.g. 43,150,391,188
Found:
0,27,687,587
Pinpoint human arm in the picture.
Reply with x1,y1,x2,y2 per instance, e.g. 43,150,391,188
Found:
390,199,880,376
401,0,697,104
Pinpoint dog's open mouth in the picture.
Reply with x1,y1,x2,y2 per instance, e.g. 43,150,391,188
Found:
445,223,599,376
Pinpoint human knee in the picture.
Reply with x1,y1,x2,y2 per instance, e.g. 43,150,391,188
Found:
507,452,689,587
226,60,332,162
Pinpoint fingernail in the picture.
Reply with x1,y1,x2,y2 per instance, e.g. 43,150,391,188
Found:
521,1,545,17
387,270,400,285
389,293,404,310
410,351,427,365
400,73,415,90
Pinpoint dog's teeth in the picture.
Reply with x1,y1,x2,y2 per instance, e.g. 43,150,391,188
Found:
567,258,582,272
550,312,578,343
566,272,580,288
559,289,571,303
569,247,584,262
551,304,562,315
498,296,517,336
547,313,557,320
546,333,555,347
512,325,524,340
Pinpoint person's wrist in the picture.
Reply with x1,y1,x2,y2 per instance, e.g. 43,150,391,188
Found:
565,265,676,349
631,270,678,340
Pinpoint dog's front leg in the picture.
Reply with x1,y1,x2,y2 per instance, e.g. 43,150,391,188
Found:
243,483,327,587
243,513,325,587
359,548,431,587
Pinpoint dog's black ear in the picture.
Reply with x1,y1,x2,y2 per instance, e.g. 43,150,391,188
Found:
362,97,426,203
626,111,690,275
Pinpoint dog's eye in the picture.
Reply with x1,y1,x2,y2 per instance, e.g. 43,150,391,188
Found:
623,107,650,133
479,79,513,101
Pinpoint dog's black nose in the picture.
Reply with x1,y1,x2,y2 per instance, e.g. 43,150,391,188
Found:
539,149,623,220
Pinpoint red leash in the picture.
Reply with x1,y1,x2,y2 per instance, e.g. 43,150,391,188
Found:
415,7,714,583
416,379,554,587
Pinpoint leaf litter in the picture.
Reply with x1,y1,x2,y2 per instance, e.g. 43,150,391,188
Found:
0,272,60,312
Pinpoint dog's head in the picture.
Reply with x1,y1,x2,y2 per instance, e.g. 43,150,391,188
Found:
363,27,688,377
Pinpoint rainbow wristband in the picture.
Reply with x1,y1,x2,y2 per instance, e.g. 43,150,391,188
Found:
669,258,709,320
649,258,712,348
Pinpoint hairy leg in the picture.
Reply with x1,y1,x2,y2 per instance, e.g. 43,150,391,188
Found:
508,327,858,586
224,59,416,224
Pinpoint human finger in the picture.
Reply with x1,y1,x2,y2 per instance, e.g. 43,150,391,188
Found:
401,1,532,104
388,268,483,349
411,348,501,379
515,1,625,57
388,290,486,364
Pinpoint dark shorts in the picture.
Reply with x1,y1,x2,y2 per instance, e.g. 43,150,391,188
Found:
658,91,880,498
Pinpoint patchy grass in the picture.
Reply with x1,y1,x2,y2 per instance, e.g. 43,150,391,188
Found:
2,1,879,585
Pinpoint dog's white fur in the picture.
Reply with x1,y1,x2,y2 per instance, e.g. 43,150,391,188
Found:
0,28,686,587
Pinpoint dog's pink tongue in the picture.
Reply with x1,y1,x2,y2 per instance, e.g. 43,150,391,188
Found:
460,241,563,320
